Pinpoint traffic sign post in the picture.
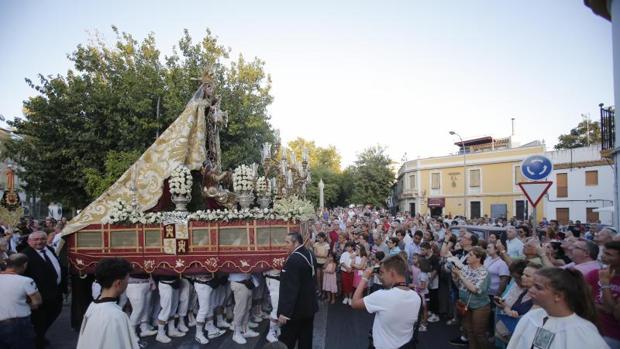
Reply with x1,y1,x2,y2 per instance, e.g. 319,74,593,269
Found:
518,181,553,228
521,155,553,181
519,155,553,226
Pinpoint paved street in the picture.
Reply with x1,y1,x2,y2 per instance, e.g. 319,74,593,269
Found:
48,298,460,349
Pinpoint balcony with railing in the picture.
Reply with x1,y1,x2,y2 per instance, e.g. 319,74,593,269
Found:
600,103,615,158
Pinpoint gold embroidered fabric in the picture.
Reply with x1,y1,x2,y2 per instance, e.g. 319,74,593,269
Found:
61,96,208,237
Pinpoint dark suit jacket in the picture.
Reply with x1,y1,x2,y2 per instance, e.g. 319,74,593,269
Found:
277,245,319,320
23,246,65,302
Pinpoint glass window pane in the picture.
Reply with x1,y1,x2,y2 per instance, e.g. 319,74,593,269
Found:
144,230,161,247
110,231,137,248
256,227,271,246
470,169,480,187
431,173,440,189
192,228,211,246
219,227,248,246
271,227,289,245
76,231,102,248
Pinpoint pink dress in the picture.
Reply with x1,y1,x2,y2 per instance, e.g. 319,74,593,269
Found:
323,263,338,293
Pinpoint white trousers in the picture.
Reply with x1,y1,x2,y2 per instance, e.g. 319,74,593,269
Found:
177,278,191,317
266,278,280,320
157,282,179,322
230,281,252,328
126,282,152,326
194,283,214,323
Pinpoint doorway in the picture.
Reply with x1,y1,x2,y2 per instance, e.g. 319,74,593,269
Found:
470,201,481,219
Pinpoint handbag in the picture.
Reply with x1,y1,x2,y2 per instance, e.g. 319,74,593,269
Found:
455,293,471,317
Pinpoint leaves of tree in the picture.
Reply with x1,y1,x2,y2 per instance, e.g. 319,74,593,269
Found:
7,27,275,210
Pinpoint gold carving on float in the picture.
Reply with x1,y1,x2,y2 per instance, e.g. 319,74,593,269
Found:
272,257,285,269
204,257,218,270
177,240,187,253
144,260,156,273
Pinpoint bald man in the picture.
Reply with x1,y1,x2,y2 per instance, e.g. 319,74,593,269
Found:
22,231,65,349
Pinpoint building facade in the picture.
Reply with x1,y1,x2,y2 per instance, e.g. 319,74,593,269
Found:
396,137,545,220
544,145,614,225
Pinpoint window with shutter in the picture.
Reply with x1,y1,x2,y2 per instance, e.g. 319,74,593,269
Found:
556,173,568,197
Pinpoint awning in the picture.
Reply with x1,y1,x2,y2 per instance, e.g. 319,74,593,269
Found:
428,198,445,208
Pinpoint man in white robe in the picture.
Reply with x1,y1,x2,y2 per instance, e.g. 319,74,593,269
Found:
77,258,139,349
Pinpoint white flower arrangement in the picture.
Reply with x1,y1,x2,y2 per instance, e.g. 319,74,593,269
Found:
233,164,255,192
102,196,315,224
188,207,279,222
273,195,315,222
255,176,271,196
102,199,163,225
169,165,193,196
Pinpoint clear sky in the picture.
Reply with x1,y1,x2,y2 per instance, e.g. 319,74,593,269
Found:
0,0,613,167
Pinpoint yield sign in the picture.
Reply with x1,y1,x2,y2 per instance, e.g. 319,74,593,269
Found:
518,181,553,207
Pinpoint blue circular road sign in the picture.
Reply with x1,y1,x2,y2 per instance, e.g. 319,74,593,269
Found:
521,155,552,180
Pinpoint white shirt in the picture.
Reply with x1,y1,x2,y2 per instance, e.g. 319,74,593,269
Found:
484,256,510,296
339,251,353,269
363,287,421,349
506,238,524,259
0,274,38,321
507,308,610,349
38,247,61,285
77,301,140,349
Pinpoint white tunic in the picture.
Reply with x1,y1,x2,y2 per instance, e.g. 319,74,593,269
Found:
77,300,140,349
507,308,609,349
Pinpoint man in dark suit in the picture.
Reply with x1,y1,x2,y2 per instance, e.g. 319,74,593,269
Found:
277,232,318,349
22,231,66,349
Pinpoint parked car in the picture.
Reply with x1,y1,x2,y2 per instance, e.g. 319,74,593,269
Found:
448,225,507,243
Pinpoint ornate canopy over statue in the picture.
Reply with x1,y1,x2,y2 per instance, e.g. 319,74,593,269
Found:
61,76,212,238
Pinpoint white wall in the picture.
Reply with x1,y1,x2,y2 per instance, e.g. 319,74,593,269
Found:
544,146,614,225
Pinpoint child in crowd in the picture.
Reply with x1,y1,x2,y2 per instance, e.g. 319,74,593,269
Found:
339,242,355,305
413,256,431,332
322,253,338,304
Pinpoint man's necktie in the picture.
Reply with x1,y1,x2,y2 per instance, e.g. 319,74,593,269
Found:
40,249,58,278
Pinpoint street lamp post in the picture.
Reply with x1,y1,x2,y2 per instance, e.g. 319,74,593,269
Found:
449,131,467,219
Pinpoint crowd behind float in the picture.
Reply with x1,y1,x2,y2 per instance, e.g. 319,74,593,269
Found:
0,207,619,349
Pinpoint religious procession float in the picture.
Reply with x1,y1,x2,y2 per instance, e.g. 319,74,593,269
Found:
60,72,315,276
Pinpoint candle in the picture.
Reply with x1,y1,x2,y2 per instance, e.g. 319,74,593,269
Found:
290,150,296,165
261,143,271,161
286,169,293,187
302,148,309,162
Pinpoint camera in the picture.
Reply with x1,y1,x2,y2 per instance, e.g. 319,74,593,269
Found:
373,266,381,274
446,256,464,270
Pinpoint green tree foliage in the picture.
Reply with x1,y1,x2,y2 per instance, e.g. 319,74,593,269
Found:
82,150,141,198
555,118,601,150
349,145,395,208
7,27,274,210
286,137,344,207
287,137,341,173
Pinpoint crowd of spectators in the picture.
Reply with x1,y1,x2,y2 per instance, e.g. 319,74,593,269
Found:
1,209,619,348
309,206,620,348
